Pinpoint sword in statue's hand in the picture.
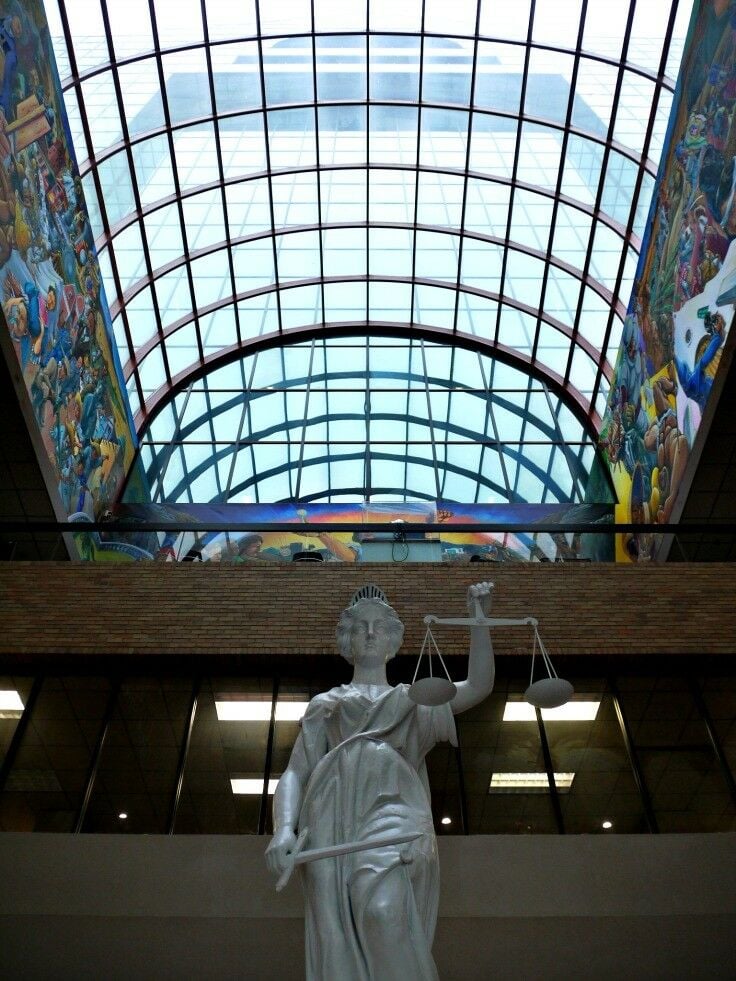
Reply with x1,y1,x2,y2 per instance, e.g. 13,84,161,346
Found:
275,826,424,892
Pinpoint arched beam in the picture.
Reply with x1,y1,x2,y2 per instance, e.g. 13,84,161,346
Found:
134,322,603,437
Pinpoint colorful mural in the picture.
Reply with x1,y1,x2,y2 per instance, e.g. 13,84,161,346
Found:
597,0,736,560
113,500,613,563
0,1,135,519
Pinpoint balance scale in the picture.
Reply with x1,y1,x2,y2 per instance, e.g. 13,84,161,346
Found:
408,587,573,710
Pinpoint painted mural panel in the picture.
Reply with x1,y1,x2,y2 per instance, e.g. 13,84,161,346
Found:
111,500,613,563
0,1,135,518
598,0,736,560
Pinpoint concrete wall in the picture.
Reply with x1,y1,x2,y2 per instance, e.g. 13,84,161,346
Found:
1,561,736,657
0,832,734,980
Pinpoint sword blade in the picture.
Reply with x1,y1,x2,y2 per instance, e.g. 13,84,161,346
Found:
294,830,423,866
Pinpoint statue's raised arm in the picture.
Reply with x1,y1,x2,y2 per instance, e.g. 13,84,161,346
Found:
449,580,495,715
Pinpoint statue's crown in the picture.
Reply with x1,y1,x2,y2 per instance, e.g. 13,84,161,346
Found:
349,584,388,606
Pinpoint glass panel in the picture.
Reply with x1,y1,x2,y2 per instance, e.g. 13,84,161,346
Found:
369,35,420,104
108,0,154,60
524,49,576,127
119,58,165,138
82,72,122,158
267,39,315,107
544,689,648,833
155,265,194,330
273,172,320,227
0,678,111,833
111,222,148,292
191,249,232,308
462,679,559,833
260,0,310,35
173,122,220,191
618,676,736,833
62,0,109,71
531,0,583,50
207,0,258,41
97,152,136,226
613,72,656,155
145,203,186,268
182,189,226,250
370,0,423,33
83,678,191,833
582,0,629,60
132,134,176,205
161,49,212,125
479,0,532,43
152,0,204,48
700,677,736,775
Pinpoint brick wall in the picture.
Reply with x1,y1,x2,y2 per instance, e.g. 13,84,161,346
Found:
1,562,735,659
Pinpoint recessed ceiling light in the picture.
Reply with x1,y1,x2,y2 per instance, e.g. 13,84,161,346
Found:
118,812,128,820
503,700,600,722
216,700,309,722
441,816,452,825
489,772,575,793
0,690,24,718
602,820,613,830
231,777,280,795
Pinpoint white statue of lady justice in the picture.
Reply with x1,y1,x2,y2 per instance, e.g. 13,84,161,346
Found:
265,581,495,980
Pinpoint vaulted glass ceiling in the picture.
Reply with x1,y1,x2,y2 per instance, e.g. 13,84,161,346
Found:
46,0,692,444
140,335,604,505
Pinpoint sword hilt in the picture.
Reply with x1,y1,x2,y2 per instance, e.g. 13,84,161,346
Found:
275,825,309,893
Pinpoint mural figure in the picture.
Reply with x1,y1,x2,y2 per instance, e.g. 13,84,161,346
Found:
675,307,725,409
266,583,495,980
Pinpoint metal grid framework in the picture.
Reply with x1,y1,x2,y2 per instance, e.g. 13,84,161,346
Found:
46,0,691,446
49,0,689,422
141,335,601,506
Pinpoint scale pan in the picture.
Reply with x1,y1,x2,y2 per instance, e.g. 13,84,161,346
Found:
408,677,457,706
524,677,573,709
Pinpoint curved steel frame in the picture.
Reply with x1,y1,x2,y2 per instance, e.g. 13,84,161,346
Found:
137,325,602,507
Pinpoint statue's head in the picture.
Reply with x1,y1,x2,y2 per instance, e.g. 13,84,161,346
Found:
336,594,404,666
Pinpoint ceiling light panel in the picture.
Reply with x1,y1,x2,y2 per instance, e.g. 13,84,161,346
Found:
216,700,309,721
503,700,601,721
231,777,280,795
489,772,575,793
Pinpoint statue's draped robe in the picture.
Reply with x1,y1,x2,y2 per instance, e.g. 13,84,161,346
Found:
297,683,457,981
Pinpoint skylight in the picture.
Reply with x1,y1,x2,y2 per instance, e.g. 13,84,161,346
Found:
46,0,690,431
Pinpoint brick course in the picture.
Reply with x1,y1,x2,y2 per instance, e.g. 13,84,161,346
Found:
0,562,734,658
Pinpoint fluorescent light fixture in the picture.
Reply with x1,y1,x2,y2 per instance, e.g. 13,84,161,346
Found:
489,772,575,793
440,816,452,826
216,700,309,722
275,701,310,722
503,700,600,722
0,690,24,718
231,777,280,795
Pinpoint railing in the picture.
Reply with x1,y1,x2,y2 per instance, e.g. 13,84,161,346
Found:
1,519,735,562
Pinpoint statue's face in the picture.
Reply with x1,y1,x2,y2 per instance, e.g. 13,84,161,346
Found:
349,603,399,665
